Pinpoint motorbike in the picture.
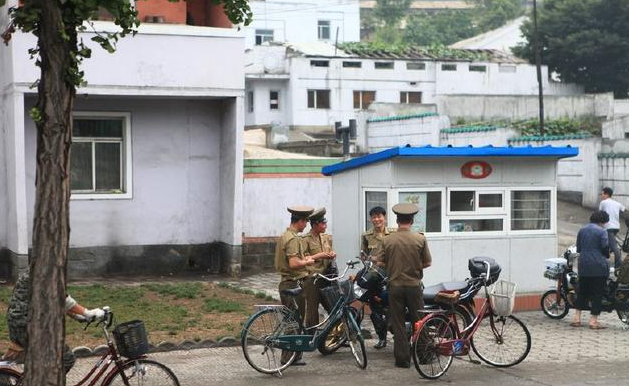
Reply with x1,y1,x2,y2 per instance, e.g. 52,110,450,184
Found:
541,245,629,324
317,255,501,355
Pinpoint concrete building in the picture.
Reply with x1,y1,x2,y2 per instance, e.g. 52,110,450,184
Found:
450,16,527,53
323,145,579,292
246,0,360,49
0,2,245,279
245,42,583,133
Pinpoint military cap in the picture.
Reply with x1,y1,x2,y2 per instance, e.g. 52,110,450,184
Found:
287,205,314,219
392,203,419,216
309,207,327,223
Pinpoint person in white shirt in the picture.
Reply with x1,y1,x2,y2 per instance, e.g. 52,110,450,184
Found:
599,186,625,267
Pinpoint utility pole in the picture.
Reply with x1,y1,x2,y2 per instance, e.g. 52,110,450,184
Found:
533,0,545,135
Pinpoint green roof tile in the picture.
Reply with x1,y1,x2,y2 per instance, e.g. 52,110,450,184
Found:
367,112,438,123
441,125,498,134
508,132,592,143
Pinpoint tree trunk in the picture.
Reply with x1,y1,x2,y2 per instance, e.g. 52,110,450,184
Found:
24,1,76,385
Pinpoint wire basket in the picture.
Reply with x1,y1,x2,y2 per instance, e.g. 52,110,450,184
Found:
490,280,517,317
113,320,149,359
320,279,355,309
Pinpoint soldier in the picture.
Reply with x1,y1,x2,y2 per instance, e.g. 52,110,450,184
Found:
302,208,337,329
4,272,105,372
383,203,432,368
275,205,315,366
360,206,394,349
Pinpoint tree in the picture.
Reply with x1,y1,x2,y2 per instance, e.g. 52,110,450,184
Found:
404,10,479,46
371,0,411,44
514,0,629,97
0,1,251,385
467,0,525,30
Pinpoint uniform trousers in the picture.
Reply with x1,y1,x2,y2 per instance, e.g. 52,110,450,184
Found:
279,279,306,363
388,285,423,366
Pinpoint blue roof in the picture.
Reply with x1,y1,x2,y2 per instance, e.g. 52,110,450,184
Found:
321,145,579,176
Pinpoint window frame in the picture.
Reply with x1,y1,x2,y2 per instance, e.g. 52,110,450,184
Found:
353,90,376,110
254,29,274,45
509,187,556,235
441,64,457,71
317,20,331,40
400,91,422,104
343,61,362,68
406,62,426,70
469,64,487,72
374,61,394,70
70,111,133,200
362,188,390,232
269,90,280,110
447,187,506,215
307,89,331,109
396,187,445,235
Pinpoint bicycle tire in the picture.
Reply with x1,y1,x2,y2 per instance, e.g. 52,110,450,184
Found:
0,367,22,386
541,290,569,319
453,304,473,332
241,307,297,374
344,310,367,369
102,358,180,386
471,313,531,367
617,308,629,325
412,314,455,380
318,306,363,355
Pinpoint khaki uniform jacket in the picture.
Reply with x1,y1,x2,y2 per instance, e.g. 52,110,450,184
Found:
302,231,333,275
383,230,432,287
361,227,395,263
275,227,309,282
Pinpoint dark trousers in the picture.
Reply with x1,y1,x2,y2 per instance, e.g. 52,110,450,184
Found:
389,285,423,366
608,229,621,267
368,296,387,340
303,276,331,329
279,280,306,363
576,276,607,316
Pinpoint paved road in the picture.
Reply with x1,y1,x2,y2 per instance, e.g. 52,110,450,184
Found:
67,311,629,385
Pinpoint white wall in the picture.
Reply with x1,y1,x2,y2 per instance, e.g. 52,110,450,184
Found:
603,115,629,141
246,0,360,49
600,157,629,209
441,127,519,147
23,97,230,248
245,79,289,127
614,99,629,118
366,115,449,151
243,176,332,237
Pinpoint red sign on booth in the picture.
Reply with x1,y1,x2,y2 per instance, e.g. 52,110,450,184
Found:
461,161,492,179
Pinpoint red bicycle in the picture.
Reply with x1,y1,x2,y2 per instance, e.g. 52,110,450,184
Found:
411,260,531,379
0,307,180,386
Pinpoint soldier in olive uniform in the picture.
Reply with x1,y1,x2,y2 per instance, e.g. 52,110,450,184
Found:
302,208,337,329
360,206,394,349
275,205,315,366
383,203,432,368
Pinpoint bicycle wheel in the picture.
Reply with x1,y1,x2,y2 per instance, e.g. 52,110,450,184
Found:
412,315,454,379
103,359,180,386
318,306,362,355
241,307,297,374
453,304,473,332
471,313,531,367
0,368,22,386
344,310,367,369
617,308,629,325
541,290,569,319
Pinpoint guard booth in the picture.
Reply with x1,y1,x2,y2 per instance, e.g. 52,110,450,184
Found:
322,145,579,292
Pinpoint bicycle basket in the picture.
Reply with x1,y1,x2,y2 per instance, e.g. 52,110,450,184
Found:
113,320,149,359
490,280,517,317
320,279,354,309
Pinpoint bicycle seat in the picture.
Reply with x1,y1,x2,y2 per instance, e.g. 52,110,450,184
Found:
280,287,304,297
424,281,468,304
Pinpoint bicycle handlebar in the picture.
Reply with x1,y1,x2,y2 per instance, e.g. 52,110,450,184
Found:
314,259,359,283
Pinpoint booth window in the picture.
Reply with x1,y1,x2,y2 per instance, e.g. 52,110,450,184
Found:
365,191,387,230
511,190,551,230
448,189,505,232
71,113,132,199
398,191,441,233
449,219,503,232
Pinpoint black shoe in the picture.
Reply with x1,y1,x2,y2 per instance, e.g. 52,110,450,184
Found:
290,359,307,366
395,361,410,368
374,339,387,349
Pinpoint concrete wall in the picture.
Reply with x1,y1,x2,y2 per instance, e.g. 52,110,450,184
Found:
243,175,332,238
603,115,629,141
244,79,289,127
615,100,629,118
600,156,629,209
246,0,360,49
440,127,519,147
366,115,449,151
436,93,614,121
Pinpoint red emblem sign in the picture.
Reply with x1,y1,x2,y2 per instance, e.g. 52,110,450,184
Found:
461,161,492,179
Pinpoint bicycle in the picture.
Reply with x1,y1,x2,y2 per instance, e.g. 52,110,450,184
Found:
241,260,367,375
0,307,180,386
411,261,531,380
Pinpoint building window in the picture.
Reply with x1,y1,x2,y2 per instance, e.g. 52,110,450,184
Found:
375,62,394,69
511,190,551,230
247,91,254,113
400,91,422,104
270,90,280,110
469,65,487,72
353,90,376,110
318,20,330,40
447,189,506,232
71,112,132,199
343,61,362,68
449,218,504,232
499,64,517,73
398,191,442,233
307,89,330,109
255,29,274,45
441,64,457,71
365,191,388,230
407,62,426,70
310,60,329,67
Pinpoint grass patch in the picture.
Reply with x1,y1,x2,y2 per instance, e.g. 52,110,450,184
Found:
140,282,203,299
203,295,246,313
